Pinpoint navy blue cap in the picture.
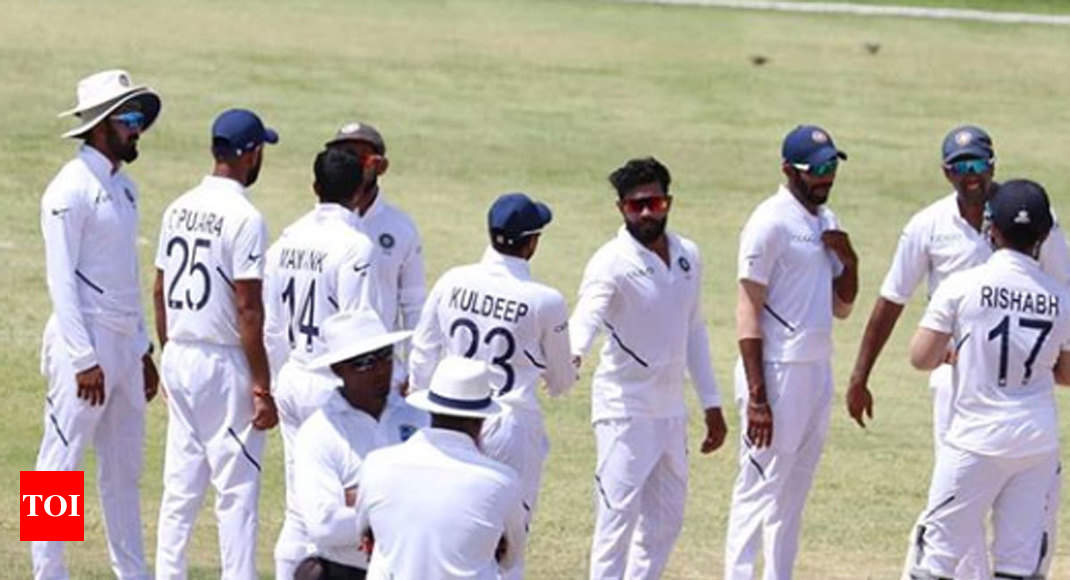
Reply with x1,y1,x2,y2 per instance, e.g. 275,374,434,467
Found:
942,125,993,163
211,109,279,156
488,193,552,245
782,125,847,167
989,179,1053,240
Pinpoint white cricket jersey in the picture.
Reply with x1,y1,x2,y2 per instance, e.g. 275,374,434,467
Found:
356,428,527,580
409,247,575,412
263,203,381,370
880,192,1070,305
570,227,721,423
293,390,387,569
920,250,1070,458
40,145,151,372
737,186,845,363
154,176,268,347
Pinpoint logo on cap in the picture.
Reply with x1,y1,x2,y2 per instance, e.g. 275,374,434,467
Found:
118,74,130,87
1014,209,1031,225
811,130,828,143
955,131,972,146
341,122,362,135
379,233,395,249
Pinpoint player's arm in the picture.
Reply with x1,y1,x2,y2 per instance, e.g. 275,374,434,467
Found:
293,426,360,549
1038,220,1070,287
232,216,276,429
153,269,169,347
538,294,577,397
398,234,428,332
1054,350,1070,386
568,254,615,369
338,241,385,314
261,254,290,378
737,279,772,448
909,279,958,372
685,250,726,454
497,484,528,570
909,328,952,371
822,230,859,319
407,279,446,392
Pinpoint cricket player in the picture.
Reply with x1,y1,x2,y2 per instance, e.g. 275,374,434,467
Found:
153,108,280,580
264,147,386,579
906,179,1070,579
570,157,727,579
845,125,1070,578
724,126,858,580
356,356,528,580
408,192,575,578
291,309,413,579
34,69,161,580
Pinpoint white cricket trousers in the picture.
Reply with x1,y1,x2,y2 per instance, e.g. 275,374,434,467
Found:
724,359,832,580
273,360,336,580
155,340,264,580
912,444,1059,578
482,403,550,580
33,316,148,580
589,415,688,580
904,366,1061,579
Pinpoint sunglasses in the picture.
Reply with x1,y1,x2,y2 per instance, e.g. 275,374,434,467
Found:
340,345,393,371
621,196,671,214
946,158,993,175
110,111,146,131
792,158,838,177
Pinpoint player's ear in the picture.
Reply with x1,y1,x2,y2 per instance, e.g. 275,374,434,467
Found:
377,155,389,176
780,162,794,180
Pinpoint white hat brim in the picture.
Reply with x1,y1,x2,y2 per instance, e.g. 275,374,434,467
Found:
60,88,161,139
406,389,502,419
306,330,413,370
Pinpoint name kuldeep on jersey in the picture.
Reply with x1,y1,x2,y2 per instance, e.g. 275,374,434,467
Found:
165,207,225,238
448,286,529,323
277,247,327,273
980,285,1060,316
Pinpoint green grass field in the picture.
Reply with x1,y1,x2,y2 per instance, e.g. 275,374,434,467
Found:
3,0,1070,577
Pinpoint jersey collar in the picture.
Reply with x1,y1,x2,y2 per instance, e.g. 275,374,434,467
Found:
200,175,248,197
315,202,360,227
614,225,680,270
356,189,386,222
78,144,120,180
481,246,532,280
419,427,479,453
990,247,1041,272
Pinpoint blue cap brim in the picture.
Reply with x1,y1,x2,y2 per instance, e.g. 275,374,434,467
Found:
944,145,991,163
264,128,279,145
804,145,847,166
535,202,552,229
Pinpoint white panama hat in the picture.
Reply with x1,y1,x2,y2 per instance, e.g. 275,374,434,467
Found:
306,309,412,370
58,69,161,139
407,357,502,419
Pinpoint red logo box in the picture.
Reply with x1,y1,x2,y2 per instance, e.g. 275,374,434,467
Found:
20,471,84,542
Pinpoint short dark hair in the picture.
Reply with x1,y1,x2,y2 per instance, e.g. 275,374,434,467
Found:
608,157,671,198
489,232,535,256
313,148,363,204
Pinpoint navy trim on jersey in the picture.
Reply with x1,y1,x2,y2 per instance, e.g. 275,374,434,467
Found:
763,304,795,332
75,270,105,294
215,267,236,291
603,321,649,367
741,436,766,480
429,391,493,410
227,427,261,472
954,333,971,354
524,350,547,369
327,296,339,310
925,494,955,518
50,413,69,447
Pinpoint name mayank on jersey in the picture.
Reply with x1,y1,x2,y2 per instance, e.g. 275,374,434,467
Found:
277,247,327,273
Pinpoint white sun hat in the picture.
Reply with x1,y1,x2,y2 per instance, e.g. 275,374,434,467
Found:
407,357,502,419
58,69,161,139
306,309,413,370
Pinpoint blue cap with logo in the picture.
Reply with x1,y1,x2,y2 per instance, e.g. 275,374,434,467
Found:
782,124,848,167
211,108,279,157
942,125,993,163
488,193,553,246
988,179,1052,240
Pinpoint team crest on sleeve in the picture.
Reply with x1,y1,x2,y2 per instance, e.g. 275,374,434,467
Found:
379,233,395,249
398,424,417,441
678,256,691,272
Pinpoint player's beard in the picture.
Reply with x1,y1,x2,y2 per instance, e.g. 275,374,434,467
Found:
627,216,667,245
245,153,263,187
104,122,139,163
791,173,831,206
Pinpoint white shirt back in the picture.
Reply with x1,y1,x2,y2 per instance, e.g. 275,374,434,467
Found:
737,186,844,362
154,176,268,347
880,193,1070,305
356,428,526,580
570,227,721,422
263,203,381,369
921,250,1070,457
293,390,388,569
409,247,574,412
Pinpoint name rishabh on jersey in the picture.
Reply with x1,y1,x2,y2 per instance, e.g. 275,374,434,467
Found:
154,176,269,347
409,248,574,412
263,203,382,369
921,249,1070,458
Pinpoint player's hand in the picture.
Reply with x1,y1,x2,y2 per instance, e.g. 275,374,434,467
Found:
821,230,858,267
76,365,106,406
398,377,410,398
571,355,582,370
701,407,728,454
251,388,278,430
846,376,874,428
746,399,773,448
359,530,375,555
142,354,159,402
344,486,357,507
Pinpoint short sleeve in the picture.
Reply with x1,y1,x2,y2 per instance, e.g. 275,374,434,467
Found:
737,215,784,285
232,213,268,280
879,217,928,304
919,274,961,334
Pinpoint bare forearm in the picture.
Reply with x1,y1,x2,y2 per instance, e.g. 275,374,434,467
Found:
739,338,766,402
153,271,168,347
833,261,859,308
238,307,271,392
850,298,904,382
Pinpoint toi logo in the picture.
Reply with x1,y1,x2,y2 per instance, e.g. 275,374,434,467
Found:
20,471,84,542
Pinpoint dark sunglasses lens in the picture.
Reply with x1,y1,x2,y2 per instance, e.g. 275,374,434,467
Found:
113,111,145,130
952,159,988,175
624,197,668,213
810,160,837,177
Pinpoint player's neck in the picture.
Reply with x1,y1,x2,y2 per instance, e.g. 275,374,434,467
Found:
212,164,247,187
84,141,121,174
955,196,985,231
354,187,379,216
